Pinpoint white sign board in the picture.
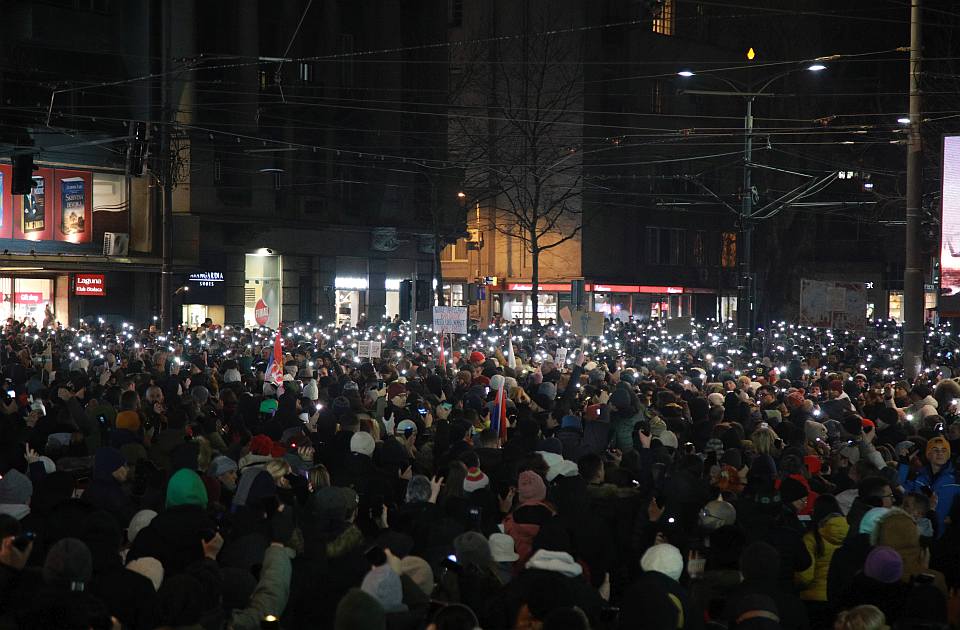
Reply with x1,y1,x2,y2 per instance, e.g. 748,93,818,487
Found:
571,310,605,337
555,347,568,365
799,279,867,331
357,341,382,358
433,306,468,334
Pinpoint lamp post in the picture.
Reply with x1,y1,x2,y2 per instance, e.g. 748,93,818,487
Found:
678,59,828,335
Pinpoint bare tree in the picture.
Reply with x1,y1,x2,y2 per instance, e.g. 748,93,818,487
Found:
450,3,584,324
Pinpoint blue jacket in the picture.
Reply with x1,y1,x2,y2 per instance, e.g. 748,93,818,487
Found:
898,462,960,536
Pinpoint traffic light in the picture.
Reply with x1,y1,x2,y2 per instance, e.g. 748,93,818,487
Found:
466,283,478,305
415,279,431,311
11,154,36,195
399,280,412,321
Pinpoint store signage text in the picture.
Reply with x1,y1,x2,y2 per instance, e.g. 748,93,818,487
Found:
75,273,106,296
255,298,270,326
188,271,224,288
15,292,43,304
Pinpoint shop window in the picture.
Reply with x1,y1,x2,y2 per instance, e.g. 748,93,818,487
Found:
721,232,737,268
646,227,685,266
245,253,282,328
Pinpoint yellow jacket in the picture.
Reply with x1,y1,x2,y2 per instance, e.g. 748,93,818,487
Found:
796,514,849,602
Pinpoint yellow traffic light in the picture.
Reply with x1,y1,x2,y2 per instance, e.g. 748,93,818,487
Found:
747,47,756,61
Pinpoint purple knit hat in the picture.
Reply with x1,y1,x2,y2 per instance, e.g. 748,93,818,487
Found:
864,545,903,584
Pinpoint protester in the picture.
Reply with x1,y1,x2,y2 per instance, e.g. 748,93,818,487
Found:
0,314,957,628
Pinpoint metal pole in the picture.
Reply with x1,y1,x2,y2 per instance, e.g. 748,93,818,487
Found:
903,0,924,379
159,4,173,332
739,98,754,335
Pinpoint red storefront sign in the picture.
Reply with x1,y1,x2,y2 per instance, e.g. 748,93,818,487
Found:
74,273,106,296
15,292,43,304
255,298,270,326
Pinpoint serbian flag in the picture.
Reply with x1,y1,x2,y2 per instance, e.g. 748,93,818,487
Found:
490,378,508,444
265,330,284,385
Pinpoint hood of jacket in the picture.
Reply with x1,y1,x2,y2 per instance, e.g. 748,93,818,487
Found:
325,524,364,559
819,514,850,546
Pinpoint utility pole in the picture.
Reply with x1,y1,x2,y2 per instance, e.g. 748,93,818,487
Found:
739,98,755,336
159,2,174,333
903,0,924,379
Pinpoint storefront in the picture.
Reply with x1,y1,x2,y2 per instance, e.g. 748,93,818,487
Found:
245,251,282,329
590,284,712,321
497,283,571,324
183,271,226,326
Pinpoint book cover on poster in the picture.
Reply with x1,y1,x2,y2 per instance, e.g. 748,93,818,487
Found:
22,176,45,233
60,177,85,235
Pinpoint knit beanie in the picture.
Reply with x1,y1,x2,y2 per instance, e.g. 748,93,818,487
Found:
707,392,725,408
361,564,405,613
208,456,238,479
335,588,385,630
926,436,951,460
804,420,827,444
778,477,808,504
398,556,434,596
518,470,546,503
864,545,903,584
454,531,493,567
350,432,376,457
222,368,241,384
0,469,32,505
127,556,164,591
128,509,158,544
115,410,141,432
44,537,93,589
640,543,684,581
165,468,209,509
463,467,490,492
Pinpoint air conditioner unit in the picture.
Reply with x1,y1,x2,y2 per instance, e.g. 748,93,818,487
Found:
103,232,130,257
466,228,484,250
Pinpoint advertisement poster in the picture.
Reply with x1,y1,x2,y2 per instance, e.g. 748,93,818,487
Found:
60,177,86,236
941,136,960,314
53,169,92,244
22,176,45,234
0,165,10,238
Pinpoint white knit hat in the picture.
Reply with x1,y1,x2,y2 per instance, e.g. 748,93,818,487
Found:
641,543,684,581
126,556,163,591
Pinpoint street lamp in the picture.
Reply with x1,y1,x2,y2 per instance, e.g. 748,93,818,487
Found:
678,60,827,335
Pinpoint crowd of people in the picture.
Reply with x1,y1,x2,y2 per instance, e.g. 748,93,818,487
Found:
0,314,959,629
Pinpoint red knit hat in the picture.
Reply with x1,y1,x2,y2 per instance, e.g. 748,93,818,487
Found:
387,382,407,398
469,351,486,364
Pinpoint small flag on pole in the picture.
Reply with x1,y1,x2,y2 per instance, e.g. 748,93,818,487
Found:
506,337,516,370
266,330,284,385
490,377,508,444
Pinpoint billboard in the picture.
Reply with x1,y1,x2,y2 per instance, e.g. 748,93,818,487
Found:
942,136,960,313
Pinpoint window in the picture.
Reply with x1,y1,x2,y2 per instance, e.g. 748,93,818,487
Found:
646,227,685,265
693,231,705,266
652,0,674,35
441,239,469,262
721,232,737,268
298,62,315,83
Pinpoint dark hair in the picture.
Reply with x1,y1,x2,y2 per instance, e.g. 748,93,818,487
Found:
430,603,480,630
119,389,140,411
577,453,604,483
858,475,891,500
